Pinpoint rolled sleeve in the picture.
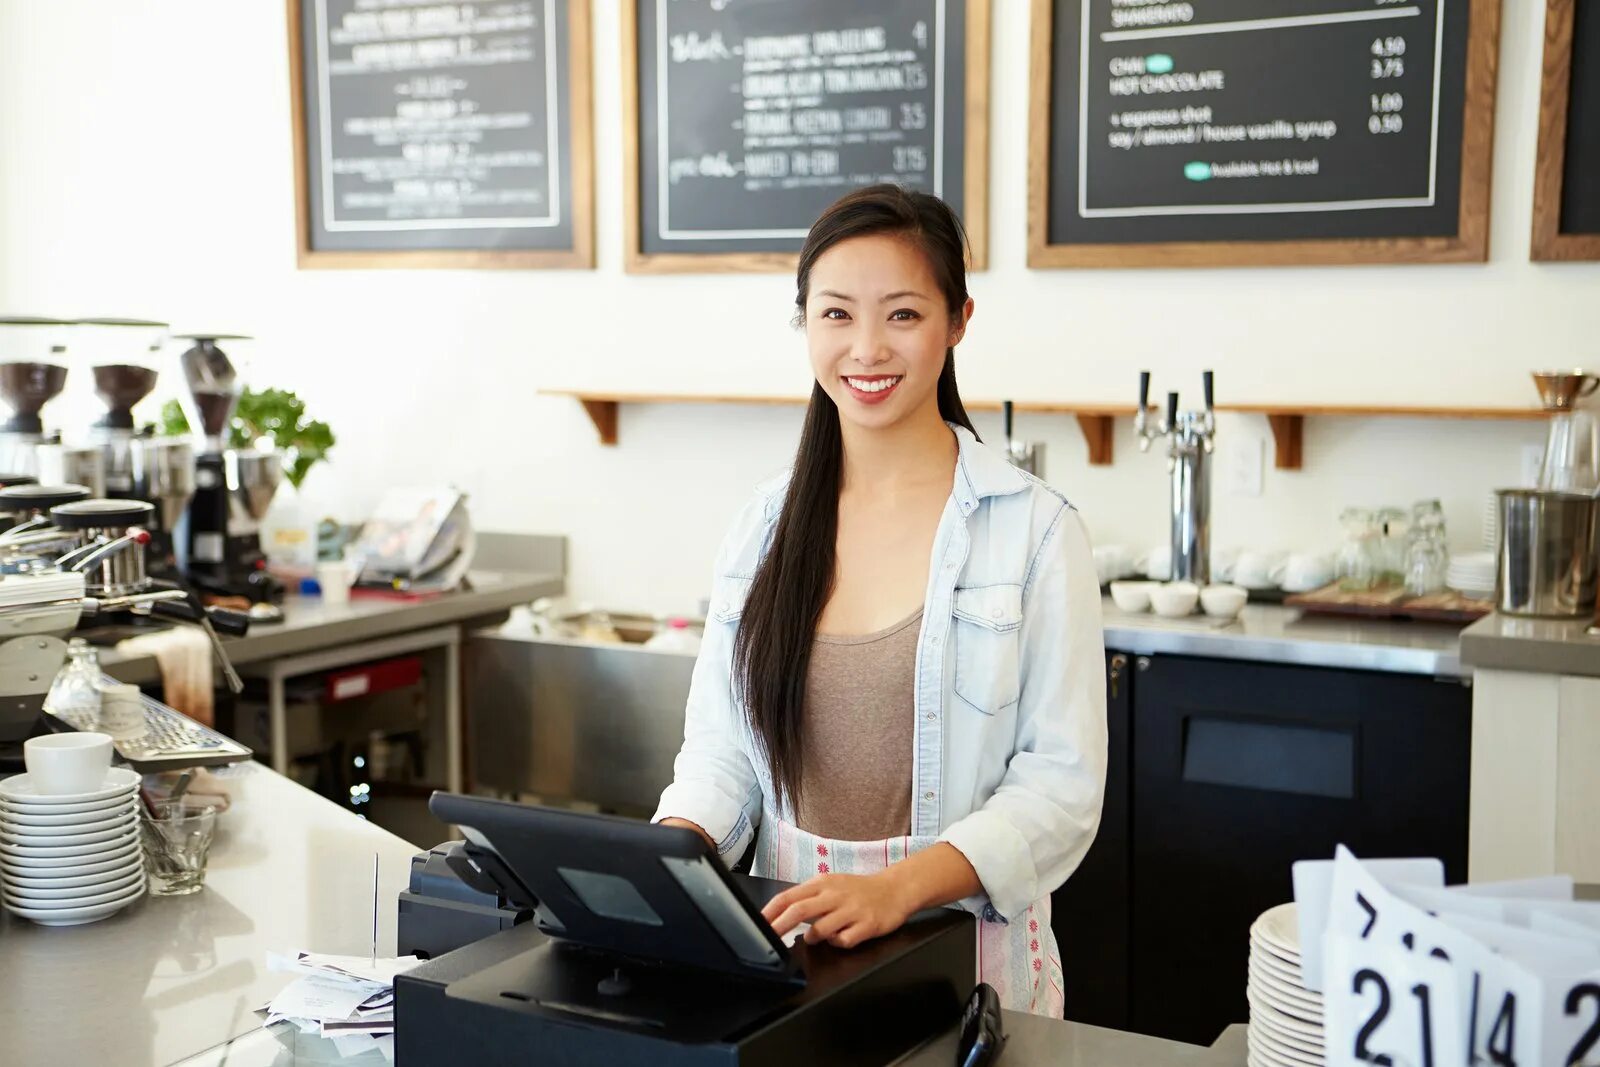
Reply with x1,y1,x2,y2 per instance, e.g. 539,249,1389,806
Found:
651,503,768,866
939,506,1108,922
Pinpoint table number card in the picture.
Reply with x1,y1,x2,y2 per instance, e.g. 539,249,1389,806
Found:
1306,845,1600,1067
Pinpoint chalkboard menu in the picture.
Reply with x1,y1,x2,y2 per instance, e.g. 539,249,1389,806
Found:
288,0,594,268
1532,0,1600,260
1028,0,1500,267
624,0,990,273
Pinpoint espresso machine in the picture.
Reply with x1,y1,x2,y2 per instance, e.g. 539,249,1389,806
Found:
1135,371,1217,585
175,334,284,612
0,316,72,479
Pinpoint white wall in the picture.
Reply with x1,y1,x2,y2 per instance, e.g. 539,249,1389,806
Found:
0,0,1595,613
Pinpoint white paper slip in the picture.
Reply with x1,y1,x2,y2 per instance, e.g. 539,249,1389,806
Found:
268,971,385,1024
782,922,811,947
1292,852,1443,993
296,950,423,986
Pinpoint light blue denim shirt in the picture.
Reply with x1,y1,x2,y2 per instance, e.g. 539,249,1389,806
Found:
653,424,1108,923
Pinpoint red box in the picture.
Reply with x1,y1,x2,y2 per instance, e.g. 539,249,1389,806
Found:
324,655,423,703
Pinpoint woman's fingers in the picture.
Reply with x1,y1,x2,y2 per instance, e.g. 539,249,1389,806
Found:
761,878,823,926
768,889,837,936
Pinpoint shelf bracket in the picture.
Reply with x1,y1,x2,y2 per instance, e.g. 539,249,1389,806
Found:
1074,414,1116,466
579,399,619,445
1265,413,1304,470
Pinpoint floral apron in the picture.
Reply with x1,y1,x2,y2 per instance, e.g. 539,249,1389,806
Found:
754,809,1065,1017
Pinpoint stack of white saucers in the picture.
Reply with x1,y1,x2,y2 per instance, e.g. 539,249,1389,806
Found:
1447,551,1497,600
1248,903,1324,1067
0,767,146,926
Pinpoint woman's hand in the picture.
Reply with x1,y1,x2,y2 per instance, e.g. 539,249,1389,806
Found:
761,871,916,949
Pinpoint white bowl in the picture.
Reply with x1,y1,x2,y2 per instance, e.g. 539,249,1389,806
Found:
1109,581,1157,613
1150,582,1200,617
1200,584,1250,619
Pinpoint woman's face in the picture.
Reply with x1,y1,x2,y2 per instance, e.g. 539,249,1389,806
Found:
804,234,972,432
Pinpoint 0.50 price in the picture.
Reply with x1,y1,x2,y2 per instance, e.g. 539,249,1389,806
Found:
1368,114,1403,134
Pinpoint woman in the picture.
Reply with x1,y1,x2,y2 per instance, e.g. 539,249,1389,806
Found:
653,184,1106,1016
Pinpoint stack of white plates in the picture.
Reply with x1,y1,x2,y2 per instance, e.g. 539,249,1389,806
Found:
1483,493,1500,551
1447,551,1497,600
0,767,146,926
1248,903,1324,1067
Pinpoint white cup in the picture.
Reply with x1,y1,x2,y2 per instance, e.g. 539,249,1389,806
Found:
23,732,114,795
1093,545,1133,586
1282,552,1336,593
1233,550,1287,590
317,560,355,607
1141,545,1173,581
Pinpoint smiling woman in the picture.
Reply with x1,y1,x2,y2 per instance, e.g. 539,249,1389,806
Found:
654,184,1108,1017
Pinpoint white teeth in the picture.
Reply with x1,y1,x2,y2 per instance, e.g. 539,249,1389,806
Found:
845,376,902,394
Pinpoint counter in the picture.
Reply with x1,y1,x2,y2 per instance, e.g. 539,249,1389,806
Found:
99,570,563,686
0,757,1250,1067
1458,611,1600,677
0,761,422,1066
1103,600,1465,678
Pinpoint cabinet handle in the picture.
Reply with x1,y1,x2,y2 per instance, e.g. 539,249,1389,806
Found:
1108,653,1127,698
1136,656,1151,672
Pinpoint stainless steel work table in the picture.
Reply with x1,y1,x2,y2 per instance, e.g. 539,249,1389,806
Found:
1103,600,1466,678
99,571,562,792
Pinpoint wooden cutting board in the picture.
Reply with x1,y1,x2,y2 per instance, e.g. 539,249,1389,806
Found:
1283,582,1493,623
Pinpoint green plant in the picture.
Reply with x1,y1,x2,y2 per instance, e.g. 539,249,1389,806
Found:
159,388,335,490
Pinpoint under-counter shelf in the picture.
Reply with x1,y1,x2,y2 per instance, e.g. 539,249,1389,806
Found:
543,390,1552,470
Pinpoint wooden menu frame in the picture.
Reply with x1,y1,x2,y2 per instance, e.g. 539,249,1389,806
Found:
1531,0,1600,260
287,0,595,269
1026,0,1502,268
623,0,991,274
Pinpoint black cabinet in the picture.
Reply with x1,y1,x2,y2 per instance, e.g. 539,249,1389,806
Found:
1051,652,1131,1030
1051,651,1470,1046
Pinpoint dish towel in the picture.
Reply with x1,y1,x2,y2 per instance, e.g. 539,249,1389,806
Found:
115,627,215,727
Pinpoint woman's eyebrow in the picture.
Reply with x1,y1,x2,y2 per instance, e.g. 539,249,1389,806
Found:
815,289,855,301
880,290,930,302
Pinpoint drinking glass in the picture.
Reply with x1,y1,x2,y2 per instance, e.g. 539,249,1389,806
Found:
141,800,219,896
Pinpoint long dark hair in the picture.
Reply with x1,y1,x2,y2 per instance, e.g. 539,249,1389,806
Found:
732,184,978,815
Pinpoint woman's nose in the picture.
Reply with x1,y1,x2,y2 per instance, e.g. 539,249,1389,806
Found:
850,327,892,367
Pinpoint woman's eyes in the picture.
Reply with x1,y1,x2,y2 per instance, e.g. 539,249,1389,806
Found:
818,308,922,322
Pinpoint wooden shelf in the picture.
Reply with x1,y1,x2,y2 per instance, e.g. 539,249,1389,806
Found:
543,390,1552,471
541,390,1140,464
1215,404,1550,470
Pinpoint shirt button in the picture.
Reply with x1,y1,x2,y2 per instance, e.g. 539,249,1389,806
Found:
925,711,936,721
991,607,1003,619
924,791,936,801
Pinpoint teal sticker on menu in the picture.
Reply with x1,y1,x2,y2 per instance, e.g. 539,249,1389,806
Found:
1184,162,1212,182
1146,54,1174,74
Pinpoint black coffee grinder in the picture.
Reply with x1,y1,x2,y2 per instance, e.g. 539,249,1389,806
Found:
0,316,72,479
175,335,284,612
74,319,195,581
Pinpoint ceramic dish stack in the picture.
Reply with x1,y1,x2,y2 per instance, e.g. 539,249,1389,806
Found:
1247,902,1324,1067
1447,551,1497,601
0,767,146,926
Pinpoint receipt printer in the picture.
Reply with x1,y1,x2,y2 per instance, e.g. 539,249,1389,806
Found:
394,794,975,1067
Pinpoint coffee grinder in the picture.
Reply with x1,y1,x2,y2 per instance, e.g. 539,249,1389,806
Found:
0,317,72,478
175,334,284,610
71,319,195,580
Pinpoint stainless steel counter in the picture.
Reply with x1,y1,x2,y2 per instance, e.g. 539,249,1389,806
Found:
1104,601,1466,678
1458,611,1600,678
99,570,564,686
0,761,422,1067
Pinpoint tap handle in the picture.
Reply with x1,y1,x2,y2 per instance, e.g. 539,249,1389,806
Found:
1203,370,1214,412
1002,400,1014,441
1166,391,1179,428
1139,371,1151,413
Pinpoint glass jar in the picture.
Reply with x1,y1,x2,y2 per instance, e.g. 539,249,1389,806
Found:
1337,508,1380,592
1376,507,1409,586
44,637,103,729
1404,500,1450,597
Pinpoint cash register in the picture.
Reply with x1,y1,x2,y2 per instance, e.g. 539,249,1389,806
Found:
395,793,976,1067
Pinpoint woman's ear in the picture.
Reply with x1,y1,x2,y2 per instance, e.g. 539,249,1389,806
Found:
948,296,976,347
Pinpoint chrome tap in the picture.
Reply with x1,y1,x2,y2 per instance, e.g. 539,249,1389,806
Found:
1134,371,1217,585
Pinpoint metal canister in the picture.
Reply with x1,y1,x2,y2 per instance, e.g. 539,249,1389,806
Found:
1496,489,1600,617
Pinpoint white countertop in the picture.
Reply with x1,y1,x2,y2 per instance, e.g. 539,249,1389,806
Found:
0,762,422,1067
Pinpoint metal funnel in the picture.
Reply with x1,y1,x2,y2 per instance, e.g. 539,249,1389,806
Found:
176,334,251,444
1532,370,1600,412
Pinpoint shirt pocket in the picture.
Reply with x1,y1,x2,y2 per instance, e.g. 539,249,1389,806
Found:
951,583,1023,716
709,575,754,625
